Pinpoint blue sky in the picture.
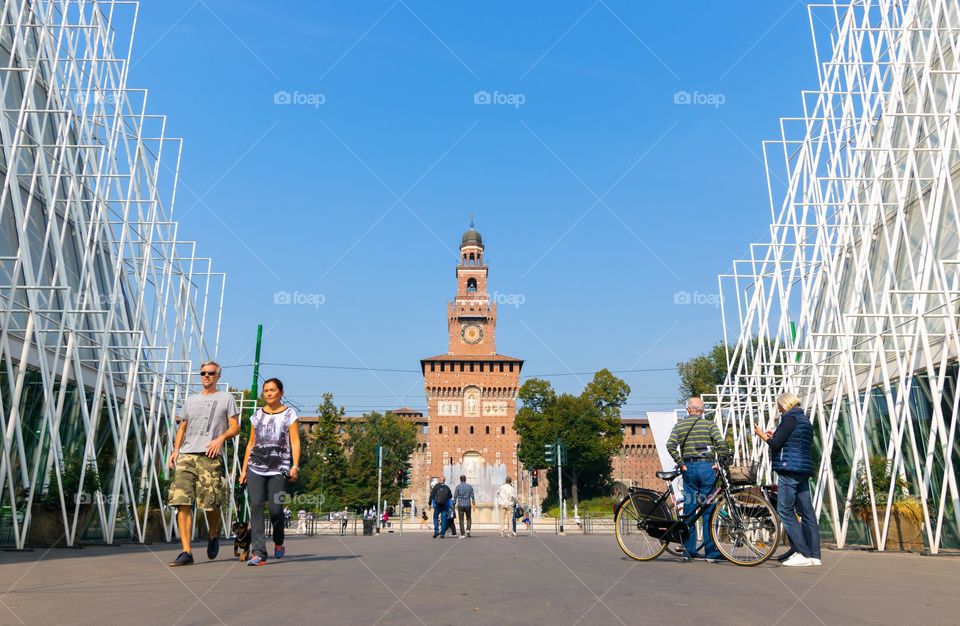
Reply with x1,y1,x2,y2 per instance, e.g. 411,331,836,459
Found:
126,1,821,416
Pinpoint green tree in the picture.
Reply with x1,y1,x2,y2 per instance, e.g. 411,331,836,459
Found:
676,341,730,401
296,393,347,508
340,411,417,509
677,338,785,402
514,371,628,509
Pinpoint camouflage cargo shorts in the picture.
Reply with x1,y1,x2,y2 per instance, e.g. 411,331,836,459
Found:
168,453,228,510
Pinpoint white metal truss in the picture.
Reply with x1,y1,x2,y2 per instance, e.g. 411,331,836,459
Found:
710,0,960,553
0,1,228,548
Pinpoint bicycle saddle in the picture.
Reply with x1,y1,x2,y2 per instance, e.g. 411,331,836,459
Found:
656,469,680,481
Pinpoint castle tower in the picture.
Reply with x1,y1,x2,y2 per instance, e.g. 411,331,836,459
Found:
418,223,524,512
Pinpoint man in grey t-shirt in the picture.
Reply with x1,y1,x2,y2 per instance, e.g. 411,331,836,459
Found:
166,361,240,566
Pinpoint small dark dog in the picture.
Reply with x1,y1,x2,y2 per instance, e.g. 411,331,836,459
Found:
232,521,251,561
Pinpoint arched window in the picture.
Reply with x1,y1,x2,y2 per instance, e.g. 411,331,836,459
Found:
469,426,474,434
439,425,443,434
466,277,477,292
500,426,505,435
454,426,459,434
485,426,490,434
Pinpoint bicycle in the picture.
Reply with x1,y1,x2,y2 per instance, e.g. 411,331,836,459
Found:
614,450,781,566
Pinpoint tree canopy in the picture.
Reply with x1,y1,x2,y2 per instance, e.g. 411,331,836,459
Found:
514,369,629,505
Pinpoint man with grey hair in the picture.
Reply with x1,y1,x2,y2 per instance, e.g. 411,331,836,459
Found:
497,476,517,538
666,397,727,562
166,361,240,566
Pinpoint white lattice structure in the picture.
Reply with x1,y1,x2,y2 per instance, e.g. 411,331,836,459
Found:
712,0,960,553
0,1,232,548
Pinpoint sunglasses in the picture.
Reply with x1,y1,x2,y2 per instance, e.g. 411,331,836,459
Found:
200,370,218,377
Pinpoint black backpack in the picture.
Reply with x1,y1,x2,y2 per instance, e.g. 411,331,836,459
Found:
434,484,452,506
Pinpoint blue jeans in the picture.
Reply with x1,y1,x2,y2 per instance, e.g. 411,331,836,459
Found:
681,461,721,559
777,472,820,559
432,506,444,535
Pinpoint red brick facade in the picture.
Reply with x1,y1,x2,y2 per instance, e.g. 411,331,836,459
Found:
611,418,663,492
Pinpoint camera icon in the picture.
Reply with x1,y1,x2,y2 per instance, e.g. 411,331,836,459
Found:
273,91,292,105
673,91,691,105
273,290,292,305
673,290,692,305
473,90,491,105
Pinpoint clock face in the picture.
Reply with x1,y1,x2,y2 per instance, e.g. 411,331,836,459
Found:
461,323,483,344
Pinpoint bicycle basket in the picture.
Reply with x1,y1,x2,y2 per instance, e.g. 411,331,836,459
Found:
727,462,759,485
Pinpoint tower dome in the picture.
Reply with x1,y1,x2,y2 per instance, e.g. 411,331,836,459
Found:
461,221,483,248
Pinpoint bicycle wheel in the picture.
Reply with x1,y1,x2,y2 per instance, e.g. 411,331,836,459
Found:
710,490,779,566
614,494,668,561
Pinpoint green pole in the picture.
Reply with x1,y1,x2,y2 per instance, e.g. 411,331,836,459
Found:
789,321,799,362
250,323,263,410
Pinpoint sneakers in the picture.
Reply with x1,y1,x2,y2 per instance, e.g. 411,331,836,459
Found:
810,558,822,566
466,532,472,538
274,544,285,559
432,533,438,538
705,558,723,563
782,553,814,567
207,536,220,560
499,532,504,538
247,555,266,566
776,549,797,562
509,532,516,537
169,551,194,567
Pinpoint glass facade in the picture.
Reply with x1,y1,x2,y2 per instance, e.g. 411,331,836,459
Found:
712,0,960,553
0,2,225,547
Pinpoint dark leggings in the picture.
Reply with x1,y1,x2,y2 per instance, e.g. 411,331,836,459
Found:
247,471,287,559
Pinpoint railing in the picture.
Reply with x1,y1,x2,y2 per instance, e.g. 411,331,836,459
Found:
274,516,358,536
581,515,616,534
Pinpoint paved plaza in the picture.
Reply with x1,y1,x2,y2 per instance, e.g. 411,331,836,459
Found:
0,533,954,625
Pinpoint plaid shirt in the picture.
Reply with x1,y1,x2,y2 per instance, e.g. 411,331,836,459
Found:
453,483,475,507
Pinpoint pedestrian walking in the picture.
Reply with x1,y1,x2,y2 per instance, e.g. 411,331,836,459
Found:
166,361,240,567
419,510,428,530
429,478,453,538
755,393,821,567
453,475,476,538
497,477,517,537
666,397,727,562
239,378,301,566
341,508,349,535
445,497,457,537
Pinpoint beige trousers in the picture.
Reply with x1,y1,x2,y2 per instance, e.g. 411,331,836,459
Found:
499,505,513,535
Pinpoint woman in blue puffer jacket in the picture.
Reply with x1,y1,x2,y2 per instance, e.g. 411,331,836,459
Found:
755,393,821,567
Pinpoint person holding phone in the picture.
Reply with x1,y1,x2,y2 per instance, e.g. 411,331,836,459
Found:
239,378,300,566
754,392,821,567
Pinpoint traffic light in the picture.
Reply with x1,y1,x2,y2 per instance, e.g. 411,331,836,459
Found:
531,469,539,487
404,466,412,486
396,468,404,487
544,443,555,465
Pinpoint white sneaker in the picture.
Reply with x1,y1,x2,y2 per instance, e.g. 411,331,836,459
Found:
810,558,821,566
782,553,813,567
